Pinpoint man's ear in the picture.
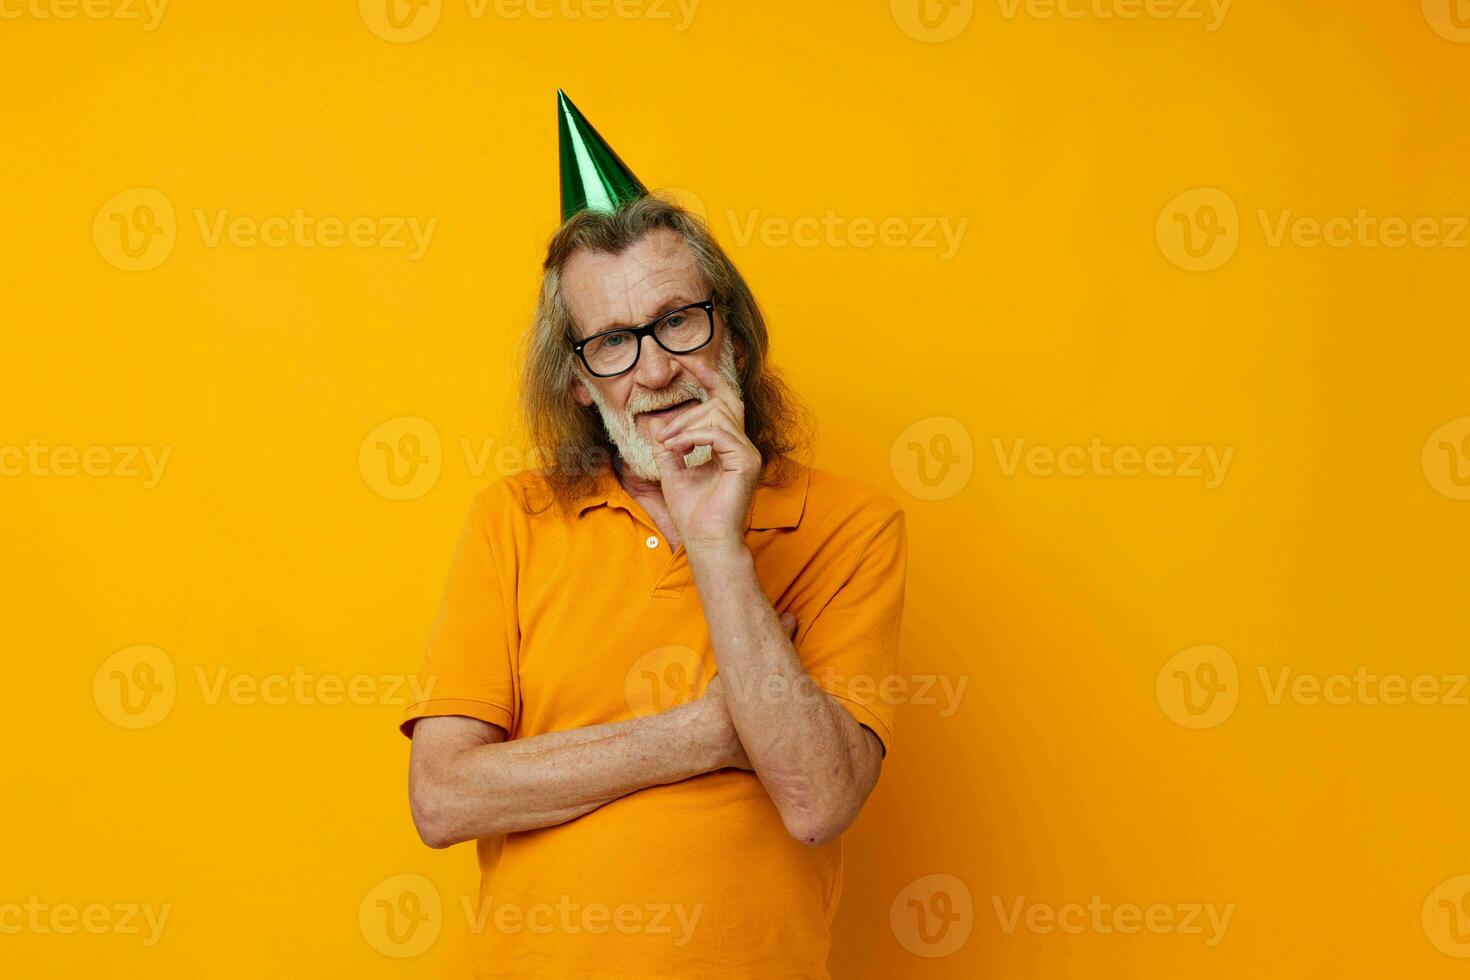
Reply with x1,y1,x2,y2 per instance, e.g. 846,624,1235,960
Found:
570,374,593,407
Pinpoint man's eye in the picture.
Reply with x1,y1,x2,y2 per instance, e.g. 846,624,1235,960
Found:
604,334,626,347
664,315,687,328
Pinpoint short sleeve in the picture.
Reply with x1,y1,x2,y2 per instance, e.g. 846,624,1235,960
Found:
399,493,518,738
798,507,907,755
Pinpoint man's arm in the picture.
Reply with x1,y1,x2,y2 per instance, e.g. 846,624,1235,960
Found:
648,356,891,849
407,693,743,848
408,613,797,849
689,542,883,848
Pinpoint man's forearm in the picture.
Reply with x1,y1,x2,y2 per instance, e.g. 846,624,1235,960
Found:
686,539,880,847
411,699,733,847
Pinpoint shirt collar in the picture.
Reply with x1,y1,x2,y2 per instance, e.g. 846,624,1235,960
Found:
575,457,809,530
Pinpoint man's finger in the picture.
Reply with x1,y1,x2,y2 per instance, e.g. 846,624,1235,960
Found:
649,428,683,476
685,356,743,420
655,397,734,443
659,425,740,458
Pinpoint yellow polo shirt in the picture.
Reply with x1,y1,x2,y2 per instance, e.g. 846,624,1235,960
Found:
400,458,907,979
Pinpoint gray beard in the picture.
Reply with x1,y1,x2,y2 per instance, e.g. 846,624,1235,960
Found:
586,334,742,482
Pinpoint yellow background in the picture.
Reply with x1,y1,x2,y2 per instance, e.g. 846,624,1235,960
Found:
4,0,1470,975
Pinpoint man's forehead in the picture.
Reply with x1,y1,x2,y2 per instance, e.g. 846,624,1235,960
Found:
563,229,705,333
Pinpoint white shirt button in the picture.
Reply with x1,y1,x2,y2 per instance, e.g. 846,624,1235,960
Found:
645,535,660,550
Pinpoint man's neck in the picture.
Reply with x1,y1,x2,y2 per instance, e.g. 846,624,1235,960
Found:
614,454,680,548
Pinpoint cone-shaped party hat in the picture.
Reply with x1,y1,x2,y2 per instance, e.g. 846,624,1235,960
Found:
558,88,648,222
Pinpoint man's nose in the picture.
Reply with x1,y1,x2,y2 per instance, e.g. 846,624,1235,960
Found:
631,334,679,388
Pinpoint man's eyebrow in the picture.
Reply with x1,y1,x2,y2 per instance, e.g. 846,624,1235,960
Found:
592,295,698,334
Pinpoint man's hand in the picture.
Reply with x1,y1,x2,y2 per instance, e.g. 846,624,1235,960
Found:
699,612,798,772
647,356,761,548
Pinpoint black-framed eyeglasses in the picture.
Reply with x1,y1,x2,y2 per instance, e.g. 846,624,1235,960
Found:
570,300,715,378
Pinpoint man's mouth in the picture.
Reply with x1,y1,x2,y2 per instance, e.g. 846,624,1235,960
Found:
638,397,699,421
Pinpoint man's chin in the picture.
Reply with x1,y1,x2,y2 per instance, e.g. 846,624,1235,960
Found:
613,440,661,482
615,441,712,482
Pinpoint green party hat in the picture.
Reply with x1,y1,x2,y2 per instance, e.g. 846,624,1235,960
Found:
558,88,648,222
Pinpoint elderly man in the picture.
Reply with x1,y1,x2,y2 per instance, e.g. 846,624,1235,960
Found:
400,91,907,979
